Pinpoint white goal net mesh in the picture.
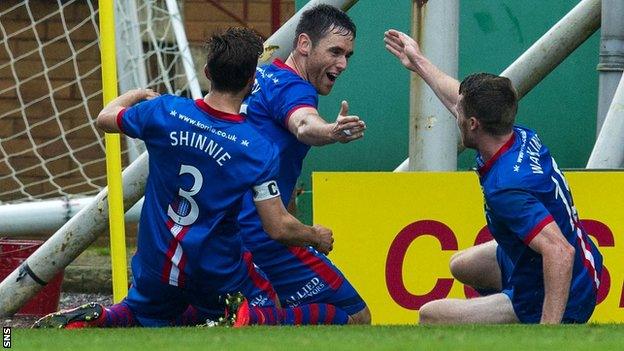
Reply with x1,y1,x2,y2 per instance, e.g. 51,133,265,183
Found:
0,0,197,204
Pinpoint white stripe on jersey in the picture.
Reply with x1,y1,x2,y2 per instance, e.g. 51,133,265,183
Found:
551,172,599,289
576,228,600,289
169,243,183,287
167,224,185,286
551,176,575,230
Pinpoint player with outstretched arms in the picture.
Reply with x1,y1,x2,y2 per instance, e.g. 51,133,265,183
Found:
238,4,370,324
385,29,603,324
33,27,352,328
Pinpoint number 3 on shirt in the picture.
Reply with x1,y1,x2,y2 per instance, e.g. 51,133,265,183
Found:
167,164,202,226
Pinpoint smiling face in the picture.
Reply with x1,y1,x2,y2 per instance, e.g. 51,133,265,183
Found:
304,27,354,96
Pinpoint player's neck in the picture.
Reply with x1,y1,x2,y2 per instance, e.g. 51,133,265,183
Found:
285,53,307,79
203,91,243,115
478,132,514,162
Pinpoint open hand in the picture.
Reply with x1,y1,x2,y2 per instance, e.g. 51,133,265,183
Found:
331,100,366,143
384,29,423,72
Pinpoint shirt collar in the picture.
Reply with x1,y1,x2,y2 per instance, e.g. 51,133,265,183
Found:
272,58,299,75
477,132,516,177
194,99,245,123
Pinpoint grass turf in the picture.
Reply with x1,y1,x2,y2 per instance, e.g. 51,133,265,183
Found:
8,324,624,351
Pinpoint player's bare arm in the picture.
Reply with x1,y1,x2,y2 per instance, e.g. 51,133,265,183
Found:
286,187,299,215
528,221,575,324
255,196,333,254
286,100,366,146
96,88,160,133
384,29,460,117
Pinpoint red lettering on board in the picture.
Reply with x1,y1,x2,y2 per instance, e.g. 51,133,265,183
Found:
580,219,614,305
620,282,624,308
386,220,458,310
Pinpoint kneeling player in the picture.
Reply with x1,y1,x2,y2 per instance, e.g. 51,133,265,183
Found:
33,27,351,328
385,29,603,324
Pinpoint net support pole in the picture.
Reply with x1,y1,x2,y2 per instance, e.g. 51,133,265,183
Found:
165,0,202,99
596,0,624,136
394,0,601,171
587,73,624,168
408,0,458,171
100,0,129,303
0,154,148,317
0,198,143,236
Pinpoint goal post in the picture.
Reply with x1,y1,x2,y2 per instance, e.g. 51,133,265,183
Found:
0,0,201,235
0,0,201,209
100,0,129,303
0,0,200,316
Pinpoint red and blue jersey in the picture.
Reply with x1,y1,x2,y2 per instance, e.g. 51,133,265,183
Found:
118,94,279,293
478,125,602,321
238,59,318,259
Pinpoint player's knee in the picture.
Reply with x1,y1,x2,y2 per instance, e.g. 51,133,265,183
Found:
348,306,371,325
449,251,468,280
418,302,443,325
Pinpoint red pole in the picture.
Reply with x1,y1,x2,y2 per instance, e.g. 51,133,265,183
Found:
271,0,281,33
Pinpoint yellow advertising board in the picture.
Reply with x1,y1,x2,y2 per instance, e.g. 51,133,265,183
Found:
313,172,624,324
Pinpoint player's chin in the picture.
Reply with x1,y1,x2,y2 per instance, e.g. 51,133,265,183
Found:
317,85,333,96
318,80,335,95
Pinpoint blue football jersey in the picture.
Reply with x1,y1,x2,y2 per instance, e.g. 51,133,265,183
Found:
478,125,603,320
238,59,318,259
119,95,280,292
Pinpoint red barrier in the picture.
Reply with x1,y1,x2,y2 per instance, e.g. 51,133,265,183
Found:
0,239,64,316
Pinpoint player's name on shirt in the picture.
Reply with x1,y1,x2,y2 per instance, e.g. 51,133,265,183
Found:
169,130,232,167
513,129,544,174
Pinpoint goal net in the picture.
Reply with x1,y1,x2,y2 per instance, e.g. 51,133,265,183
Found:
0,0,200,205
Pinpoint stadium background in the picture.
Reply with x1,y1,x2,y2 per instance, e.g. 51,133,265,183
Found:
295,0,599,224
0,0,599,223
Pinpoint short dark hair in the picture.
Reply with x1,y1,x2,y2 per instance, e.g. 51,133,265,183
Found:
293,4,356,48
205,27,263,93
459,73,518,135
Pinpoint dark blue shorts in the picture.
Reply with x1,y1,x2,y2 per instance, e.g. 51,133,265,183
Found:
124,252,277,327
251,246,366,316
496,246,597,324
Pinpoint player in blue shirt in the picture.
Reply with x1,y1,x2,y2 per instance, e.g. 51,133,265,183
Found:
385,29,603,324
238,5,370,324
33,27,350,328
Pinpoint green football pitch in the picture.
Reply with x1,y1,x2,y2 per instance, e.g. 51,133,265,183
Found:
9,324,624,351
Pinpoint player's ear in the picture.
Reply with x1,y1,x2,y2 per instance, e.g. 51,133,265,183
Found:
296,33,312,56
469,116,479,131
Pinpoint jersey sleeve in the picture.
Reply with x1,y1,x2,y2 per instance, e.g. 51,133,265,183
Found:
118,97,162,139
487,189,554,245
252,143,281,202
269,80,318,126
